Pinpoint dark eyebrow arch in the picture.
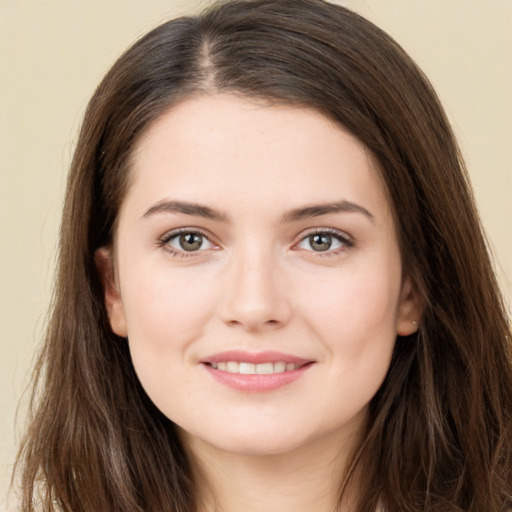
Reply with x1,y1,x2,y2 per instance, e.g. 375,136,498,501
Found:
142,200,229,222
281,200,374,223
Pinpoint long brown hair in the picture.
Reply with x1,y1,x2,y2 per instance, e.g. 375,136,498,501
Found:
15,1,512,510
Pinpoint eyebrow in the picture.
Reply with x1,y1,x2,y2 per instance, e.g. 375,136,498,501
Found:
142,200,229,222
142,199,374,224
281,200,374,223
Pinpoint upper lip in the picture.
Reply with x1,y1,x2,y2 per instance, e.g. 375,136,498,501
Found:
201,350,313,365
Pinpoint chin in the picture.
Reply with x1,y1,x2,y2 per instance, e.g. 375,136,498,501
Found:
178,420,316,458
211,437,309,458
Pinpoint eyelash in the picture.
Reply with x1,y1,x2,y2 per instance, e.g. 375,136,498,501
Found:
157,227,354,258
157,228,217,258
294,228,354,257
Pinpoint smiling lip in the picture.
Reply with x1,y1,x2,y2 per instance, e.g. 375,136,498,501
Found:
201,351,315,392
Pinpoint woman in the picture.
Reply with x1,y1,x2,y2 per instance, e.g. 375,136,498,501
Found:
15,0,512,511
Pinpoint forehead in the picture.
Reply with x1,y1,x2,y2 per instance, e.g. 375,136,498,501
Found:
124,93,391,221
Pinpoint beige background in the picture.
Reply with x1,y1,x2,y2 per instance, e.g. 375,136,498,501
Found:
1,1,510,509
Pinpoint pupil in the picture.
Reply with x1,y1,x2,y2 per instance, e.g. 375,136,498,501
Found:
180,233,202,251
310,234,331,251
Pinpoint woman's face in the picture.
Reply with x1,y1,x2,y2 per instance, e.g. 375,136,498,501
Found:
97,94,420,457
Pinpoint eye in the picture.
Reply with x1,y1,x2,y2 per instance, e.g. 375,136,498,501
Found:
160,230,216,254
295,230,352,253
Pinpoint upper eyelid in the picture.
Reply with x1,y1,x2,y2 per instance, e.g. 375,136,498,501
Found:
157,226,353,249
292,228,354,254
158,228,219,257
159,227,217,243
295,227,352,242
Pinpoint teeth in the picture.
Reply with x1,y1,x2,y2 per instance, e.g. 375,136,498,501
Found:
209,361,301,374
256,362,273,374
274,361,286,373
239,362,256,374
226,361,239,373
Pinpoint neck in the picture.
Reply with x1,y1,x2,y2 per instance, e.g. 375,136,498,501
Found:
183,428,363,512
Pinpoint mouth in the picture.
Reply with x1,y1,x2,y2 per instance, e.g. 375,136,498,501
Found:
201,351,315,392
207,361,307,374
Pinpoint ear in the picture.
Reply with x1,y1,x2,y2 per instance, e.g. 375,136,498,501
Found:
94,247,128,337
396,275,424,336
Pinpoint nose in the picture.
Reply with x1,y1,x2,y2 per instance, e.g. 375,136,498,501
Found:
218,247,292,332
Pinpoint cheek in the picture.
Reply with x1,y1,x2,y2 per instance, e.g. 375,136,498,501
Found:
296,273,399,422
120,264,221,413
119,262,219,355
299,266,400,336
296,264,401,385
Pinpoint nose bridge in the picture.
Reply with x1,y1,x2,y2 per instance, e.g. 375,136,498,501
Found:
219,239,291,330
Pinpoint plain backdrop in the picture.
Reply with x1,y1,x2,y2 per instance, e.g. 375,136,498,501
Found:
1,1,511,509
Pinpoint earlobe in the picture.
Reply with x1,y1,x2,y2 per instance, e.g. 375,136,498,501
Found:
396,275,424,336
94,247,128,337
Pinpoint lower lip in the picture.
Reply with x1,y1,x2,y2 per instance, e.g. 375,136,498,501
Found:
203,363,314,392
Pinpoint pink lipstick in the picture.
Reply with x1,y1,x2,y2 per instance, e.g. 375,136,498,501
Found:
201,351,315,392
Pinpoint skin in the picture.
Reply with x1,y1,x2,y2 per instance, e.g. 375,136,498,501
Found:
96,94,421,511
